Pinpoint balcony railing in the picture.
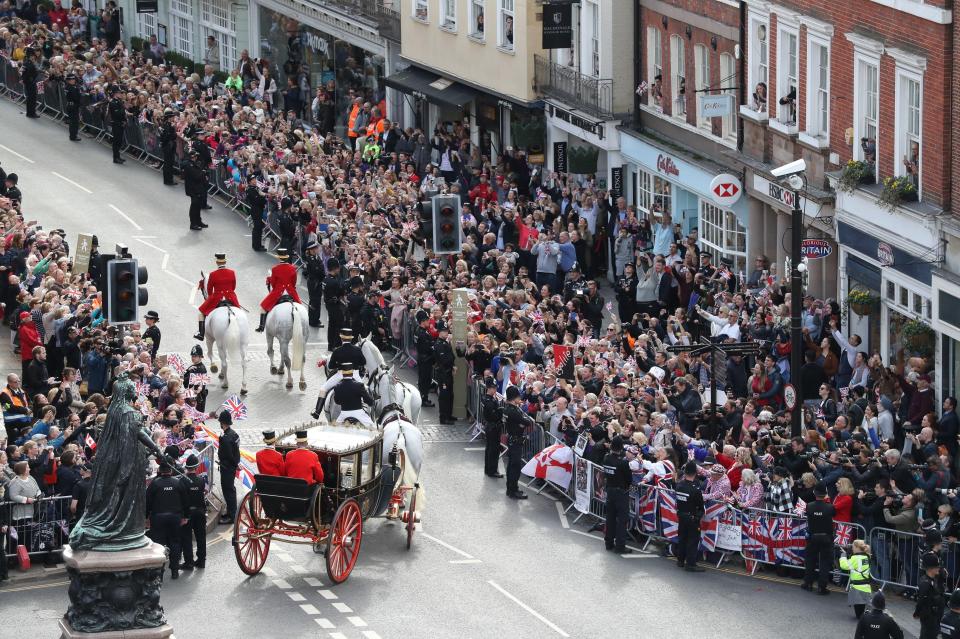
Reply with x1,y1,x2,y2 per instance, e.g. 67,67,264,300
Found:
534,54,614,120
326,0,401,42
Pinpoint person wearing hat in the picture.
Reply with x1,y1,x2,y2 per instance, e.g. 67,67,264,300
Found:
346,275,366,335
801,482,836,595
142,310,161,358
195,253,241,340
303,240,325,327
217,409,241,524
256,248,302,332
328,363,376,427
602,437,634,554
64,72,83,141
183,146,209,230
323,258,346,347
414,310,436,407
432,320,457,424
312,327,367,419
359,289,387,348
179,454,207,570
160,108,178,185
852,592,902,638
503,385,533,499
675,461,705,571
21,46,40,119
3,173,22,203
480,377,504,478
255,431,285,476
941,589,960,638
839,539,874,618
245,174,268,250
107,84,128,164
184,344,209,412
145,461,189,579
284,430,324,485
916,552,946,638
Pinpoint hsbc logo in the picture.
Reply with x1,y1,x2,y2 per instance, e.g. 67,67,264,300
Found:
713,182,739,198
708,173,743,207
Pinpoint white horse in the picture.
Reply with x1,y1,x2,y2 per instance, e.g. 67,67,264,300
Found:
359,338,422,425
379,403,425,510
204,306,250,395
265,301,309,390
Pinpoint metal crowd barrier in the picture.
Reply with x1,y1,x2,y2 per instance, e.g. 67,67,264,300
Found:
2,494,72,561
868,526,923,592
194,439,218,496
2,58,25,102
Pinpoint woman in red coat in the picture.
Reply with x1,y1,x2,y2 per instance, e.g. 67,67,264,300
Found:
833,477,856,523
18,311,41,378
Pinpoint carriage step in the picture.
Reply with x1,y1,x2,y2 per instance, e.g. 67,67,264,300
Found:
400,511,420,524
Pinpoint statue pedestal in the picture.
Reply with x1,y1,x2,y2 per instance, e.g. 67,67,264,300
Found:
60,542,175,639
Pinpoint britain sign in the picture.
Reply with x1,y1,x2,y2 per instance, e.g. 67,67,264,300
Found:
800,239,832,260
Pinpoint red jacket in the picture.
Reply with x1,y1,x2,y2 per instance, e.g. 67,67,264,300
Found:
468,181,495,205
283,448,324,485
260,263,302,312
18,316,40,363
255,447,285,477
198,267,241,316
832,494,853,523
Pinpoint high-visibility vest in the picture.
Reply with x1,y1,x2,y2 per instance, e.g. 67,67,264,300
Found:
838,553,871,593
366,117,385,139
347,104,360,138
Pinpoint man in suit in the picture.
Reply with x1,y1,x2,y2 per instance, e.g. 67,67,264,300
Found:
284,431,324,485
653,257,675,313
255,430,285,476
938,397,959,459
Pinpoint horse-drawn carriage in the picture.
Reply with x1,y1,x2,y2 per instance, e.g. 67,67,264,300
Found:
232,421,419,584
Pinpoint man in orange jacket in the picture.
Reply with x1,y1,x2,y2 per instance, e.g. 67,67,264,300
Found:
254,430,285,476
256,248,302,332
346,98,362,149
283,430,324,485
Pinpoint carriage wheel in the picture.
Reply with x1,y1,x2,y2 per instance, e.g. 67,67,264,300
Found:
325,498,363,584
405,485,418,550
233,492,272,576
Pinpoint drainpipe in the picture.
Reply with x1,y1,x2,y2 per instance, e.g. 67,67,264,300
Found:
737,0,746,152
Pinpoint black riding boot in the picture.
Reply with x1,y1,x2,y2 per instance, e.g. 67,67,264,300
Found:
193,321,205,341
255,313,266,333
310,395,324,420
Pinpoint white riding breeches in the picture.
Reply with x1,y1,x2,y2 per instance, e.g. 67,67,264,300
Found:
320,372,343,394
336,409,374,427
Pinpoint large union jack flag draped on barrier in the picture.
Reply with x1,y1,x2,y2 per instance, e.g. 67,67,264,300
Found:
637,485,658,534
699,501,728,552
739,512,808,566
741,514,774,562
659,489,679,540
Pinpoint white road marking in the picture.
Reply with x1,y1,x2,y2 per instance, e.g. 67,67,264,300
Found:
108,204,143,230
261,567,277,577
463,447,485,451
286,592,306,602
161,253,170,270
487,580,569,637
272,579,292,589
164,269,196,287
362,632,383,639
449,559,483,564
303,577,324,587
189,286,199,305
314,619,335,629
555,501,569,529
0,144,34,163
299,604,321,615
131,235,157,239
347,617,368,627
620,553,655,559
51,171,93,194
134,238,167,253
332,602,352,613
276,552,294,563
568,529,645,553
290,565,307,574
422,533,475,559
317,589,338,600
329,633,349,639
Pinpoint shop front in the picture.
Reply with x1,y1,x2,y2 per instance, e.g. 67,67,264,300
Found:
544,101,621,196
931,270,960,401
620,131,749,273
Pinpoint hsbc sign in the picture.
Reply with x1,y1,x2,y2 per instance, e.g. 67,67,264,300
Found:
708,173,743,207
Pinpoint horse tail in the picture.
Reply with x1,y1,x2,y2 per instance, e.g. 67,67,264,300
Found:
291,304,305,371
225,311,240,361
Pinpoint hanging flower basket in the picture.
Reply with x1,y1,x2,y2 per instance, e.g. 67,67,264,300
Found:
836,160,874,193
847,288,879,316
902,319,935,356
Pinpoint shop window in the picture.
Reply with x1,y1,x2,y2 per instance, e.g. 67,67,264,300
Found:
637,170,653,214
170,0,194,59
669,35,685,119
777,26,798,125
440,0,457,30
699,201,746,274
469,0,485,39
137,12,157,40
653,175,672,216
498,0,515,51
645,27,663,111
413,0,428,22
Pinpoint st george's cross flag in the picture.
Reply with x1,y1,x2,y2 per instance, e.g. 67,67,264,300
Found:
521,443,574,489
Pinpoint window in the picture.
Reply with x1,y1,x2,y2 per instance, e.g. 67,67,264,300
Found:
498,0,514,50
855,60,879,169
805,38,830,139
413,0,428,22
897,74,922,190
747,13,769,113
637,170,653,213
670,35,685,119
136,12,157,40
646,27,663,110
169,0,194,59
469,0,485,38
720,53,737,140
200,0,237,71
777,27,798,124
694,44,710,130
440,0,456,30
587,1,600,77
700,201,747,274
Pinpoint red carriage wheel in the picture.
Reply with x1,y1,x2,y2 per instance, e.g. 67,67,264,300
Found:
405,485,418,550
326,498,363,584
233,492,272,576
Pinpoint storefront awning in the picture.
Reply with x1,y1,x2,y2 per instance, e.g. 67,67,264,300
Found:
383,67,478,109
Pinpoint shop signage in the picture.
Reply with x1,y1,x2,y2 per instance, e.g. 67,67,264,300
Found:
542,3,573,49
801,238,833,259
708,173,742,207
767,181,796,208
877,242,895,267
698,94,734,119
656,154,680,177
611,167,623,199
301,32,330,56
550,104,602,137
74,233,94,274
136,0,157,13
553,141,568,173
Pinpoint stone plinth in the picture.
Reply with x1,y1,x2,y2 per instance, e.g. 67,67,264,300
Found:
60,542,174,639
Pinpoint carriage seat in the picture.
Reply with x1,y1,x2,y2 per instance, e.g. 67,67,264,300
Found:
254,474,321,522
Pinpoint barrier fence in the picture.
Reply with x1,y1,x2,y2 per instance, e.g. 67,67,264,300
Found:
1,494,71,561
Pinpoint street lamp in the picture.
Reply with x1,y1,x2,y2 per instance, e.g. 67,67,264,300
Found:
771,158,807,438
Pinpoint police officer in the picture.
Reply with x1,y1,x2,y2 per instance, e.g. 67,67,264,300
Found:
184,344,209,412
603,437,633,554
347,276,366,335
916,553,946,639
324,258,346,349
415,311,435,408
217,410,240,524
303,240,325,327
480,377,503,478
160,108,177,185
433,320,456,424
675,461,705,571
359,291,386,348
178,454,207,570
145,462,189,579
191,131,213,211
942,589,960,639
854,592,903,639
142,310,161,359
64,73,82,141
245,174,267,251
184,151,208,230
108,86,127,164
802,482,836,594
502,386,531,499
21,47,40,119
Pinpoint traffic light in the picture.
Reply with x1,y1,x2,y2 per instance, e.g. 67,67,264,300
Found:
431,194,461,254
106,258,148,324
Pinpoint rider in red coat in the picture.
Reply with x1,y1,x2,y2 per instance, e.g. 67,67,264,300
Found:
254,430,285,476
195,253,242,340
283,431,324,485
256,248,302,332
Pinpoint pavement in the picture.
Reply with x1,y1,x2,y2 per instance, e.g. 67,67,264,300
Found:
0,98,927,638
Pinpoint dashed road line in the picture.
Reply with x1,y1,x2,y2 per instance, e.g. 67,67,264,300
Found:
463,447,485,451
422,532,476,559
51,171,93,193
317,589,338,600
134,238,166,253
449,559,483,564
299,604,321,615
108,204,143,230
261,566,277,577
303,577,324,587
287,592,306,602
0,143,34,163
487,580,570,638
332,602,353,613
347,617,368,627
329,633,349,639
161,253,170,270
315,619,335,629
272,578,292,589
362,632,383,639
290,564,308,574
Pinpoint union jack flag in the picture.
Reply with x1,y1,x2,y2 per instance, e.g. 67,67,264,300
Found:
221,394,248,421
166,353,186,375
637,485,658,534
834,522,854,546
699,501,727,552
605,301,613,313
576,334,592,348
189,373,211,387
770,516,807,566
530,310,543,325
237,464,256,490
659,489,679,541
36,81,44,93
741,514,775,562
183,405,209,424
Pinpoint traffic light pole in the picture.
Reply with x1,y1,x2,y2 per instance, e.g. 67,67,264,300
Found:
790,188,803,438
